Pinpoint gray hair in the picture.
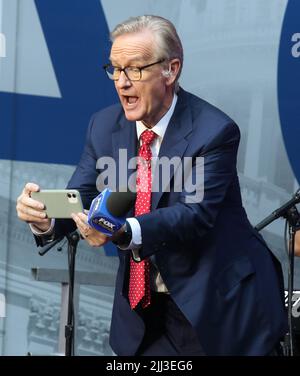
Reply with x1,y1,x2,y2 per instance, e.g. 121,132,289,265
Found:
110,15,183,92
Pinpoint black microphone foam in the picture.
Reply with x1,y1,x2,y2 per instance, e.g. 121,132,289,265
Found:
106,190,136,217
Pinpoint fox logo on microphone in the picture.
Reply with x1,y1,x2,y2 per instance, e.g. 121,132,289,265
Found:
94,217,116,233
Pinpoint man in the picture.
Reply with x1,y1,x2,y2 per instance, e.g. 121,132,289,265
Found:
16,15,287,356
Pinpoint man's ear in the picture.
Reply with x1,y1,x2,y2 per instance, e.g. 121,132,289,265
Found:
164,59,181,86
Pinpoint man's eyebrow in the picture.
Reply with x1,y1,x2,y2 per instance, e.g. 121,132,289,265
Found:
109,57,145,66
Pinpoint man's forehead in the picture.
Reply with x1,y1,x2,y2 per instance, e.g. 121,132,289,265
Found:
109,54,146,64
110,32,155,63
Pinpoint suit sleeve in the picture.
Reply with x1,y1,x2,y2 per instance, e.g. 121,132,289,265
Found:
34,114,99,246
136,122,240,259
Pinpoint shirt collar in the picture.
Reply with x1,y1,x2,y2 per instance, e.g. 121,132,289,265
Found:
136,94,178,141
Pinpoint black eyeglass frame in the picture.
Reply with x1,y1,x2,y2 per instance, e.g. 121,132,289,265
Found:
103,59,165,81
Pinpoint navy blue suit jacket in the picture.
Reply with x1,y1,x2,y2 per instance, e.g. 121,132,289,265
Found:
41,88,287,355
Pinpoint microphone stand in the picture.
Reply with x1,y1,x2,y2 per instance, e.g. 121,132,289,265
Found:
64,231,80,356
255,189,300,356
38,230,80,356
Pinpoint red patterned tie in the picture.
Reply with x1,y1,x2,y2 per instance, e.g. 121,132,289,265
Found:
128,129,157,309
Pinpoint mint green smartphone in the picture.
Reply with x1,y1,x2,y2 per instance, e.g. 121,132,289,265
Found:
31,189,84,218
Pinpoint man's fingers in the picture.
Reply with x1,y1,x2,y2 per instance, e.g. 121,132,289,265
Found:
21,195,45,210
23,182,40,195
71,213,110,247
71,213,89,234
17,204,47,221
74,213,90,233
16,184,45,224
18,207,47,221
77,212,88,221
18,211,49,223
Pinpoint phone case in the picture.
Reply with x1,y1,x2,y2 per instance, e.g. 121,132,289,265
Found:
31,189,84,218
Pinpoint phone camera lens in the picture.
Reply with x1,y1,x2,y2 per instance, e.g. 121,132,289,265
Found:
72,194,76,198
67,193,71,198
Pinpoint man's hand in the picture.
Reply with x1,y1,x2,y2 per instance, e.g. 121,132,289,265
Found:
16,182,51,232
71,210,110,247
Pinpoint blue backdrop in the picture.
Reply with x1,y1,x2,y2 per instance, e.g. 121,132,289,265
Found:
0,0,118,165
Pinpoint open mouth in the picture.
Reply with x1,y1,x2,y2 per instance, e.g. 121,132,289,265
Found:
124,96,139,106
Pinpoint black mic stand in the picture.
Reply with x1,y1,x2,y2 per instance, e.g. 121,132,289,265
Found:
255,189,300,356
38,230,80,356
64,231,80,356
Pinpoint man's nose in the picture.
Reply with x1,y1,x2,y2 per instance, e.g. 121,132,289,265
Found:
115,71,131,89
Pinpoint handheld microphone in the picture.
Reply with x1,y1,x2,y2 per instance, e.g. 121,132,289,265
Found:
87,188,136,236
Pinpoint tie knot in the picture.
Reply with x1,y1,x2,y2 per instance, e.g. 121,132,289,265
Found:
140,130,157,146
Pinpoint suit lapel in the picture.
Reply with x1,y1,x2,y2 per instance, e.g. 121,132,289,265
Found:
151,90,193,210
112,115,137,202
111,90,193,212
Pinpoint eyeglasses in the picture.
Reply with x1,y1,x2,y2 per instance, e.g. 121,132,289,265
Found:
103,59,165,81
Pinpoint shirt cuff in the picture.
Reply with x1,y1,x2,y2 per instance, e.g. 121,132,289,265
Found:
127,217,142,247
29,218,55,236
